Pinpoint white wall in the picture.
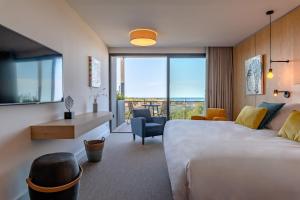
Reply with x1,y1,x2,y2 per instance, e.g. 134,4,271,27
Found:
0,0,109,199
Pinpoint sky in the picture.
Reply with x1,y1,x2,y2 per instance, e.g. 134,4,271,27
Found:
117,56,206,98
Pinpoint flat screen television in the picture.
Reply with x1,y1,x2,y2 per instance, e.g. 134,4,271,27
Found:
0,24,63,105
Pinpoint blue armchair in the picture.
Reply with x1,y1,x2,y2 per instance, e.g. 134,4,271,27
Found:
131,109,167,145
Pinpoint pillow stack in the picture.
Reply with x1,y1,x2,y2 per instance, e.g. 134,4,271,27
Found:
236,103,300,143
267,103,300,130
235,106,268,129
278,111,300,142
257,102,285,129
270,103,300,142
235,102,285,129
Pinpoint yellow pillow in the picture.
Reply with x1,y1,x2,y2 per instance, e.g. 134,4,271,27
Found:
278,111,300,142
235,106,268,129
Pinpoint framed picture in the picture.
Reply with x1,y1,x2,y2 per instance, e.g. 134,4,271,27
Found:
245,55,264,95
89,56,101,88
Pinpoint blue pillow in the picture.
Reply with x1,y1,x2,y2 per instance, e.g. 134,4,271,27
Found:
257,102,285,129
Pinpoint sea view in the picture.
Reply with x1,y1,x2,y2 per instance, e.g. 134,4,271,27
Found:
125,97,205,101
170,97,205,102
117,57,207,120
124,97,205,119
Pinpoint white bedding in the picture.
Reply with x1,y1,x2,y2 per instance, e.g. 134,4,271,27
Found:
164,120,300,200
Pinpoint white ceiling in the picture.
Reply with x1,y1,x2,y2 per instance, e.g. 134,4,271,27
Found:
67,0,300,48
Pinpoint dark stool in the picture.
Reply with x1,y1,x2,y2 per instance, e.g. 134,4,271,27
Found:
27,152,82,200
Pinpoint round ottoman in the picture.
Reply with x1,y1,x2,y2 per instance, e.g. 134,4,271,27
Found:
26,152,82,200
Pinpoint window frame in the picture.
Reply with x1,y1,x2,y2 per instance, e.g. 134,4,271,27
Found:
109,53,206,127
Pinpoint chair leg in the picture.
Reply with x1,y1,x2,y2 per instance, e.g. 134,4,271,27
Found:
142,137,145,145
133,134,136,141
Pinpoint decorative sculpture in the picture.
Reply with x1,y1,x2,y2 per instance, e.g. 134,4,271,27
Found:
64,96,75,119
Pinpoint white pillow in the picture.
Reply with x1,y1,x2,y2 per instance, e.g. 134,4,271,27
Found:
266,103,300,130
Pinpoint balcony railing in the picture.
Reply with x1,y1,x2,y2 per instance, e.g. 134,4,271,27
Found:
124,98,205,120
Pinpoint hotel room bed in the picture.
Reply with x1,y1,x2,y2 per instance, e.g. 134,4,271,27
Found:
164,120,300,200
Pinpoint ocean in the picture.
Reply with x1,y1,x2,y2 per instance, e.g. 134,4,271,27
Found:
170,97,205,102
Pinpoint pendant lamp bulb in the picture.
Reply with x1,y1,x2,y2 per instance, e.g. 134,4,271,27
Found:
267,68,274,79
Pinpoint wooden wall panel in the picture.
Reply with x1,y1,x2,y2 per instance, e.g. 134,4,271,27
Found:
233,36,256,117
233,6,300,119
290,8,300,102
290,6,300,66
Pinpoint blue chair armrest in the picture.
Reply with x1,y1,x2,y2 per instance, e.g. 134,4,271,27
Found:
131,117,146,137
152,116,167,126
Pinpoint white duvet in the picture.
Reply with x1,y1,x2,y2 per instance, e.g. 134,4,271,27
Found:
164,120,300,200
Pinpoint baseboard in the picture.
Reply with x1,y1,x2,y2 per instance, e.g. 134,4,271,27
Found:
16,190,29,200
75,147,86,164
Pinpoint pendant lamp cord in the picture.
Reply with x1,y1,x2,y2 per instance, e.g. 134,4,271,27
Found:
269,13,272,67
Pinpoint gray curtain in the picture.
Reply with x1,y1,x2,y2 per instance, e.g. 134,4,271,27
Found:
207,47,233,120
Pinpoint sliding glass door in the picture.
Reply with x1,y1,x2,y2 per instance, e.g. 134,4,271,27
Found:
169,57,206,119
110,54,206,132
110,56,167,132
124,56,167,120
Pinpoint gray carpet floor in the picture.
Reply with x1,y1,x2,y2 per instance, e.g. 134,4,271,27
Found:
79,133,173,200
112,122,132,133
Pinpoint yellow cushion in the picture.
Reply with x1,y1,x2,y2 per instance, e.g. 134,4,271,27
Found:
278,111,300,142
206,108,227,120
235,106,268,129
191,116,208,120
213,117,227,121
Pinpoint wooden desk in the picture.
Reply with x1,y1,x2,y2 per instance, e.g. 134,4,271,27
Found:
31,112,113,140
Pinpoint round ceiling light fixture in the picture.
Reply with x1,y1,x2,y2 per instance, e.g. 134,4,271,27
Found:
129,28,158,46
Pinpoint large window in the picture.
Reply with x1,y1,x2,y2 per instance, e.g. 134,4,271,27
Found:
169,57,206,119
124,57,167,99
110,54,206,131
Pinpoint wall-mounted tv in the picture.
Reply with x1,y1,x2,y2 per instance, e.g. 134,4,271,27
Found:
0,24,63,105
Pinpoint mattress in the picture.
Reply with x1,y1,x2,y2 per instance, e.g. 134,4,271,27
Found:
164,120,300,200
